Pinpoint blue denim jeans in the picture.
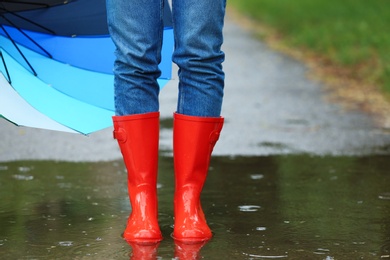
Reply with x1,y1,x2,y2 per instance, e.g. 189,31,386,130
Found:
107,0,226,117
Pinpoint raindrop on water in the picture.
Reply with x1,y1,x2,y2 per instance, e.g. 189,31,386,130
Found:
250,174,264,180
238,205,261,212
378,192,390,200
18,166,32,172
313,248,330,255
256,227,267,231
12,175,34,181
58,241,73,247
242,252,287,258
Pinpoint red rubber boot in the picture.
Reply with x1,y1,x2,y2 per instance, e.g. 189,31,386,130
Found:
113,112,162,244
172,112,224,242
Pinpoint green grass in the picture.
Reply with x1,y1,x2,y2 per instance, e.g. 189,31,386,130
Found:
228,0,390,92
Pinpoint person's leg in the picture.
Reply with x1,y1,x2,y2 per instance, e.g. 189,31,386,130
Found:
172,0,226,117
107,0,164,115
107,0,164,242
171,0,226,242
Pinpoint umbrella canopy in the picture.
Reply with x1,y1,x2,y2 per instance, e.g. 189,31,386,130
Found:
0,0,174,134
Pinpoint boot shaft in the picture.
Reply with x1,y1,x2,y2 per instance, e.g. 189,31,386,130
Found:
113,112,160,185
173,112,224,187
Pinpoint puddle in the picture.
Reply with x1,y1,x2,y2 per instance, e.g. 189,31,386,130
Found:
0,155,389,259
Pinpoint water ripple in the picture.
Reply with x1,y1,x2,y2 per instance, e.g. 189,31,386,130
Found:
381,240,390,256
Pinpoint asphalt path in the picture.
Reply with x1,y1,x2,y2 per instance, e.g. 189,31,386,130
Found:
1,13,390,162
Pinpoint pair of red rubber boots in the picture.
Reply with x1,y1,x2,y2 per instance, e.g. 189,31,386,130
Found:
113,112,223,244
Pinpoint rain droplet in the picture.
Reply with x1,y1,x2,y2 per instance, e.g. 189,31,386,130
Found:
18,166,32,172
238,205,261,212
250,174,264,180
242,252,287,258
12,175,34,181
378,192,390,200
313,248,330,255
58,241,73,247
0,166,8,171
256,227,267,231
57,183,72,189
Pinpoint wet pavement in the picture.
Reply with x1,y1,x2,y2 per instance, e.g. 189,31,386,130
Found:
0,155,389,259
1,10,390,260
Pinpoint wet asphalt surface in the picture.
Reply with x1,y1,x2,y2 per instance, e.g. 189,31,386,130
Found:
1,13,390,162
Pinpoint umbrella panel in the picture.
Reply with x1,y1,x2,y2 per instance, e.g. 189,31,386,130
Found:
0,73,79,133
0,48,115,134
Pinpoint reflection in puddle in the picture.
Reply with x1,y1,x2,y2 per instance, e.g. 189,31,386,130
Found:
0,155,389,259
127,242,160,260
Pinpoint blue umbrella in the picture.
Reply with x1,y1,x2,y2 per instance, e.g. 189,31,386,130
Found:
0,0,174,134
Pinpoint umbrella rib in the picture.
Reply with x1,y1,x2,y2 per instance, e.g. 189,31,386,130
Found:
0,7,56,35
0,14,52,58
0,24,37,76
0,1,50,7
0,50,11,83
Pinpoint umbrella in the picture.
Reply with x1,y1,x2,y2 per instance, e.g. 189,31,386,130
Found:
0,0,174,134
